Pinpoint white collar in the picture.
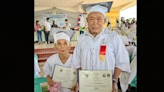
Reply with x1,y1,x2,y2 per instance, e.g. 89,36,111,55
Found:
86,27,105,39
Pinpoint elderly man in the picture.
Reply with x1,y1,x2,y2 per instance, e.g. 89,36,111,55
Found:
71,2,130,92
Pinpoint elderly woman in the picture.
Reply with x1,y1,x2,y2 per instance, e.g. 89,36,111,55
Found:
43,28,76,92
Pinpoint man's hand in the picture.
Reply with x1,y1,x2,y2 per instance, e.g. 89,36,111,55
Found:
68,86,76,91
46,76,55,87
112,81,117,92
75,82,79,92
46,30,48,33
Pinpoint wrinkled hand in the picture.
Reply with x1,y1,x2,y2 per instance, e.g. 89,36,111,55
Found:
68,86,76,91
75,82,79,92
46,77,55,87
112,81,117,92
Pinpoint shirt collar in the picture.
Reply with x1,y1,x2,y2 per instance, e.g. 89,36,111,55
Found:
86,27,105,39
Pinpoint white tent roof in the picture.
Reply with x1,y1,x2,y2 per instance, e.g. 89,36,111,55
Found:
120,5,137,19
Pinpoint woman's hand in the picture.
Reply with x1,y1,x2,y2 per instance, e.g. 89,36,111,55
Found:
75,81,79,92
68,86,76,91
46,76,55,87
112,81,117,92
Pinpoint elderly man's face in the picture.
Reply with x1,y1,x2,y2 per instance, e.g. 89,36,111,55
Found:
86,12,106,35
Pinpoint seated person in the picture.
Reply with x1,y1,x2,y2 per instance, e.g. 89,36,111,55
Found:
51,21,59,28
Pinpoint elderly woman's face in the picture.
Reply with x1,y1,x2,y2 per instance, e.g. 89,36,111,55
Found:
55,39,71,54
87,12,106,34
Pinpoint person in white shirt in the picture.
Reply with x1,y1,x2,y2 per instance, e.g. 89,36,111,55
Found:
44,18,51,44
71,2,130,92
63,19,72,30
43,28,76,92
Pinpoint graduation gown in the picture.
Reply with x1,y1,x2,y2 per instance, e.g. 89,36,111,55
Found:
128,23,136,40
107,24,112,30
121,24,127,35
71,28,131,75
43,54,75,92
115,23,120,34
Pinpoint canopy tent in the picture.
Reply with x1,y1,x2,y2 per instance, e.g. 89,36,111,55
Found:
34,0,136,28
34,8,81,28
120,5,137,20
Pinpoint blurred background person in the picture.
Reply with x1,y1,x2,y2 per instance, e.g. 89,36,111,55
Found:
63,19,72,30
120,19,128,36
136,21,137,36
115,18,120,34
44,18,51,44
129,18,136,41
50,20,59,43
51,21,59,28
107,20,112,30
80,26,85,35
120,17,124,28
35,20,43,45
126,19,131,29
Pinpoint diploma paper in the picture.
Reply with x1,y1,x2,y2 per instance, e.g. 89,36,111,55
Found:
79,70,112,92
52,65,77,88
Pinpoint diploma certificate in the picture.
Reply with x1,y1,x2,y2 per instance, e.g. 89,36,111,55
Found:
52,65,77,88
79,70,112,92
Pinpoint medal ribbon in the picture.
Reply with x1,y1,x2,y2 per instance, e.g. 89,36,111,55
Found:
100,45,106,55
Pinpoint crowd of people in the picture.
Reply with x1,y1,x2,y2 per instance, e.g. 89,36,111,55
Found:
34,2,137,92
107,17,137,46
34,18,73,44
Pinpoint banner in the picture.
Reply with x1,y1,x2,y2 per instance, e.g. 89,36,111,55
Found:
43,14,67,27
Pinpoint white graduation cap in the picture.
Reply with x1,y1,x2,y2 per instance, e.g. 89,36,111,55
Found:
53,28,76,44
120,36,129,45
82,1,113,16
122,18,125,22
128,39,132,42
121,17,124,19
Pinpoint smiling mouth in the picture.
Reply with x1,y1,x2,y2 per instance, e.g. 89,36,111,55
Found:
92,27,99,30
61,50,65,52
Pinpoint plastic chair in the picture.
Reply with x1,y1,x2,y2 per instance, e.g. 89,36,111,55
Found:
34,54,38,62
34,54,38,78
129,55,137,90
34,77,47,92
130,55,132,63
129,74,137,88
